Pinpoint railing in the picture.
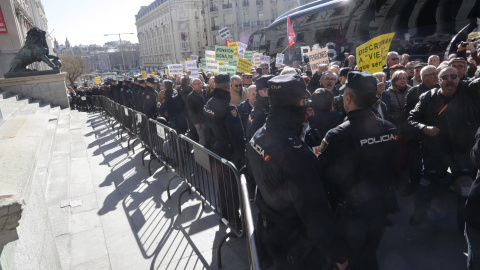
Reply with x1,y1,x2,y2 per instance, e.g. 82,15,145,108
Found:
93,95,261,270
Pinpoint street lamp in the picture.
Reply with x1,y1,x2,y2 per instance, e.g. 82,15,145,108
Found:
104,33,134,74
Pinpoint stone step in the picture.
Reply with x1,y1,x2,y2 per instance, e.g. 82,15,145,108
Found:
12,100,41,117
0,96,31,120
0,91,12,100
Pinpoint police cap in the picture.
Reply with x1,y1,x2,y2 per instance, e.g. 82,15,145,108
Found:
146,77,157,84
255,75,275,90
214,72,230,84
138,79,146,84
268,74,310,107
339,71,377,96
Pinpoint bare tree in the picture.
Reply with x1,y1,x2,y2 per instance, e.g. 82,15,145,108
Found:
60,55,88,86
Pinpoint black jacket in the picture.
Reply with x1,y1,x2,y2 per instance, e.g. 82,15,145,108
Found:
203,89,245,169
247,106,347,265
142,86,158,119
468,127,480,229
319,109,400,205
307,71,321,94
237,99,253,132
404,82,435,119
159,88,188,134
305,111,342,156
408,79,480,155
186,90,207,125
246,95,269,142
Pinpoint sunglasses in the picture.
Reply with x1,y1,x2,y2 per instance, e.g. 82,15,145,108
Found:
243,76,252,79
233,84,242,87
440,74,458,80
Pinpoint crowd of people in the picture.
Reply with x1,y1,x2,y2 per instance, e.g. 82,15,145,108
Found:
81,39,480,270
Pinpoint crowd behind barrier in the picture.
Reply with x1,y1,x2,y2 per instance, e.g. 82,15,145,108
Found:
94,95,261,270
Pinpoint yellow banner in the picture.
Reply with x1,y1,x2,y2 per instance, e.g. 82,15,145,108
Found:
152,72,155,76
468,32,480,39
187,58,190,61
228,42,238,58
236,57,252,74
219,61,225,65
141,71,147,78
356,32,395,74
94,76,101,84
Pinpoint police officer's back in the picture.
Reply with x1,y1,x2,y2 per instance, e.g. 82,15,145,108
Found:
319,71,400,270
142,77,158,119
247,74,348,270
246,75,274,142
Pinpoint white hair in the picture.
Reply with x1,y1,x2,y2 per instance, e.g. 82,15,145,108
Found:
280,67,297,75
247,85,256,94
420,65,437,78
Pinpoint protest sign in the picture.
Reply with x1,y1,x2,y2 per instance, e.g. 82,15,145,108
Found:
168,64,184,76
218,65,236,76
163,60,172,67
253,53,262,67
200,58,206,70
206,50,219,73
275,53,284,67
94,77,101,85
190,55,199,62
237,42,247,58
468,32,480,39
141,71,147,78
259,55,270,68
237,57,252,74
228,42,238,57
230,57,238,67
185,60,199,77
356,32,395,73
152,72,155,76
215,46,234,62
308,48,329,70
244,51,253,61
219,27,231,40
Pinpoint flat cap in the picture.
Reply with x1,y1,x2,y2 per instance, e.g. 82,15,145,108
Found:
414,62,427,69
339,71,377,96
255,75,275,90
449,57,468,65
146,77,157,84
214,72,230,84
339,67,352,77
138,79,146,83
268,74,310,107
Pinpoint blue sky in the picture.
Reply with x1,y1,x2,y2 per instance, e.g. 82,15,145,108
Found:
42,0,154,46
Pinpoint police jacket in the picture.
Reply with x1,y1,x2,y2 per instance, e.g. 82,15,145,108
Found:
468,127,480,229
136,86,145,112
305,111,342,156
247,106,347,264
408,79,480,155
186,90,207,125
160,89,188,134
142,86,158,119
122,85,133,108
319,109,400,206
131,84,139,111
237,99,252,132
203,88,245,169
113,85,123,105
246,95,269,142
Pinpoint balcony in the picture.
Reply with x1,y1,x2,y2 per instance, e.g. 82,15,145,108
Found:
210,6,218,11
212,26,220,30
201,9,205,14
222,3,232,9
256,0,263,5
242,1,249,6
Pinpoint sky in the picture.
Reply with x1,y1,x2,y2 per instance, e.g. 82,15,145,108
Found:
42,0,154,46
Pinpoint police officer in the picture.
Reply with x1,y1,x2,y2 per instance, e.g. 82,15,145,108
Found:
247,73,348,270
142,77,158,119
319,71,400,270
131,78,140,111
246,75,274,142
203,73,245,225
136,79,146,112
122,79,133,108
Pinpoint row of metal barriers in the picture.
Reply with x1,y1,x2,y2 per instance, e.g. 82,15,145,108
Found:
92,95,261,270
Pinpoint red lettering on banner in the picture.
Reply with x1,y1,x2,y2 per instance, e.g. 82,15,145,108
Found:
0,7,8,33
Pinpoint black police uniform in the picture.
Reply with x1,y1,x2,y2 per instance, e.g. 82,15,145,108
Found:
131,83,139,111
113,82,123,105
203,73,245,225
305,111,342,156
237,99,252,132
75,89,87,111
247,74,347,269
122,82,133,108
319,71,401,270
136,84,146,113
246,75,274,142
142,85,158,119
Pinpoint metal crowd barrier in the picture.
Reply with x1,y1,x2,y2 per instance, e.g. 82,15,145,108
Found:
147,119,180,176
173,134,243,269
92,95,103,113
93,99,261,270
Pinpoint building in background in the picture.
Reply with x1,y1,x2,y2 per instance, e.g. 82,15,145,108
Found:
135,0,299,72
0,0,54,78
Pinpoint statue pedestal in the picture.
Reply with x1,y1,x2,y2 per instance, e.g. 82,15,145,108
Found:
0,72,69,109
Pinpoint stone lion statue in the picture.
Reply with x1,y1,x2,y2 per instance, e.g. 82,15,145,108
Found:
8,27,62,72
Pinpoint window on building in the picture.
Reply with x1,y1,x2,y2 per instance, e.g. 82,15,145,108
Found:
244,11,249,22
272,10,278,19
259,10,264,20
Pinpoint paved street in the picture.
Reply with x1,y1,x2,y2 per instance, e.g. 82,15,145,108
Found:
65,111,468,270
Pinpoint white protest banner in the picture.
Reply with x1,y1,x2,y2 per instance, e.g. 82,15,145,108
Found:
259,55,270,69
253,53,262,67
237,42,247,58
190,55,199,62
185,60,199,77
275,53,284,67
215,46,235,62
308,48,329,70
205,50,219,73
219,27,231,40
168,64,183,76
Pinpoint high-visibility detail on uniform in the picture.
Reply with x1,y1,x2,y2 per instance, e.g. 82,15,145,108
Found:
360,134,397,146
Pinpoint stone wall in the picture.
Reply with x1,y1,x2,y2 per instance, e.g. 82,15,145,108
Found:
0,73,69,108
